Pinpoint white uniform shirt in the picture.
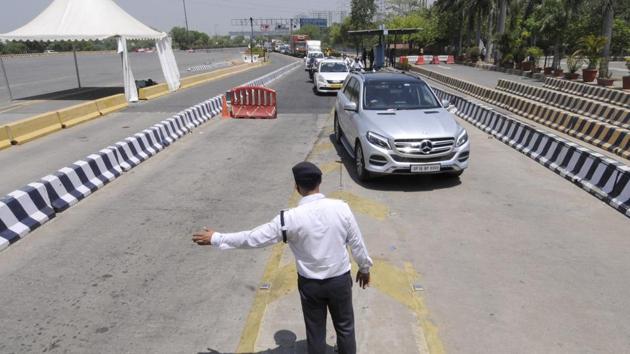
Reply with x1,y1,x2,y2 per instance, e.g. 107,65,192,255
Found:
211,193,373,280
351,60,364,70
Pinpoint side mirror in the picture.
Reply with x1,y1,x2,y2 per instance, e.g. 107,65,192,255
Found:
441,99,451,108
343,102,358,112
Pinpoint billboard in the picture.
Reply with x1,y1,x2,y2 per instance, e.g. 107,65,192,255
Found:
299,18,327,29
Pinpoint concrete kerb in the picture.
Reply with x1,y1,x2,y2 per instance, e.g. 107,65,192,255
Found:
0,126,11,150
57,101,101,128
0,61,300,254
435,87,630,217
7,111,63,145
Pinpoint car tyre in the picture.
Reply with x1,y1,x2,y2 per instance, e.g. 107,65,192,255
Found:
354,142,371,182
334,114,343,143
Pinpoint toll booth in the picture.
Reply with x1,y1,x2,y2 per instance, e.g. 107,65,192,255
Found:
348,27,422,70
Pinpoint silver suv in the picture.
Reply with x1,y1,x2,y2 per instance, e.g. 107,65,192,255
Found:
334,71,470,181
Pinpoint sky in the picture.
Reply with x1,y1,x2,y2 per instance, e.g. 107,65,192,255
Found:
0,0,347,35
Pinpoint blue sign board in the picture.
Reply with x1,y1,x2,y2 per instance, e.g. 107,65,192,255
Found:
299,18,328,29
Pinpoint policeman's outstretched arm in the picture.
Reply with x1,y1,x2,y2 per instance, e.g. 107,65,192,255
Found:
192,215,282,250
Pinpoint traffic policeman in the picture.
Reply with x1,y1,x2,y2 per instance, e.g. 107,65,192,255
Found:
192,161,373,354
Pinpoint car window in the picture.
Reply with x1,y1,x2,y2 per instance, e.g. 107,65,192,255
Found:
363,80,440,110
343,77,356,100
350,79,360,105
319,62,349,73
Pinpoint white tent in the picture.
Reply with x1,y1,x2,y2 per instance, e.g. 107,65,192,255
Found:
0,0,181,102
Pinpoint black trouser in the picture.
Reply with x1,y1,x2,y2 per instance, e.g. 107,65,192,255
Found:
298,271,355,354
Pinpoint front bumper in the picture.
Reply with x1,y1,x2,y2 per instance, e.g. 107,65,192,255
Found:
315,82,343,92
361,138,470,175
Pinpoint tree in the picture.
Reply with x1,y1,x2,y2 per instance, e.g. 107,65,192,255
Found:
296,25,322,40
386,0,425,16
598,0,614,78
350,0,377,30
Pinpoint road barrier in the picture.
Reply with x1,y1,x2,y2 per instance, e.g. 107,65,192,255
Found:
57,101,101,128
411,65,630,160
0,60,299,254
433,87,630,218
497,79,630,129
229,86,277,119
543,76,630,110
96,94,128,115
7,111,63,145
0,126,11,150
0,183,56,250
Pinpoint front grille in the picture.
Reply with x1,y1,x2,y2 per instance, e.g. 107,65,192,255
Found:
390,152,455,163
394,137,455,156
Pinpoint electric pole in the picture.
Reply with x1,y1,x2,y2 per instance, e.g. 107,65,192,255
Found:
182,0,190,49
250,17,254,63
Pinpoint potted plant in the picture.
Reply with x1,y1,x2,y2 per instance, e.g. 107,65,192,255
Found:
579,34,607,82
565,50,583,80
526,46,543,72
467,46,481,63
597,72,614,87
624,58,630,90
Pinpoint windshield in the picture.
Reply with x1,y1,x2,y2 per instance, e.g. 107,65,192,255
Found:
309,52,324,58
363,80,441,110
319,62,348,73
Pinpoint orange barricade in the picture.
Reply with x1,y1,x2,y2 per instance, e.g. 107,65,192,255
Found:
415,56,425,65
229,86,277,119
431,56,440,64
446,55,455,64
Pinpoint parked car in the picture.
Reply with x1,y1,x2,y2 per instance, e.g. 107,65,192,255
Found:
314,59,350,94
334,71,470,181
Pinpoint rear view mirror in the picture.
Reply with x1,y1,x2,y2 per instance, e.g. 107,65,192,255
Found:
344,102,358,112
441,99,451,108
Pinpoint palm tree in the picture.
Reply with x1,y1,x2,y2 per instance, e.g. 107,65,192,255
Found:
599,0,614,78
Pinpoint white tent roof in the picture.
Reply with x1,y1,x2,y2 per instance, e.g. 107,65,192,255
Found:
0,0,167,41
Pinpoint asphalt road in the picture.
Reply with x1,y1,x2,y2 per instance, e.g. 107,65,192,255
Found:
0,49,243,103
0,61,629,353
0,53,297,196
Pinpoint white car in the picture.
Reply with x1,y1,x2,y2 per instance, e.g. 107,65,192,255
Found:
314,59,350,94
304,51,324,70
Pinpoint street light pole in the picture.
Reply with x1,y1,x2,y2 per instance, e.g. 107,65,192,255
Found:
249,17,254,63
182,0,190,49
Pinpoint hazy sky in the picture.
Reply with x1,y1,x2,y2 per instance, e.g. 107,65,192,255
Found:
0,0,347,35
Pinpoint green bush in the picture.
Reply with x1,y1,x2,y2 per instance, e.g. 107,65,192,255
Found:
526,46,543,67
579,34,607,69
466,46,481,62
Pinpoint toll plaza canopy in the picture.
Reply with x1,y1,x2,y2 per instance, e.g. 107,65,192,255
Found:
0,0,180,102
347,28,422,69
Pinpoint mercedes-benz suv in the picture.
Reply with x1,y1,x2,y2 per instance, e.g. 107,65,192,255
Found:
334,71,470,181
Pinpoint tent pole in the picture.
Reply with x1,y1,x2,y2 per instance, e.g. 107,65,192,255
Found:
72,45,82,88
0,56,14,101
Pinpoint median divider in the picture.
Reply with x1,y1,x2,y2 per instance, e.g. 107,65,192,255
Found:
95,94,128,115
433,87,630,218
0,126,11,150
0,182,56,250
543,76,630,110
138,83,170,100
57,101,101,128
7,111,63,145
410,65,630,160
0,60,301,254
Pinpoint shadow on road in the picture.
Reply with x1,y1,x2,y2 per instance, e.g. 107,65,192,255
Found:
200,330,336,354
329,134,462,192
15,86,124,101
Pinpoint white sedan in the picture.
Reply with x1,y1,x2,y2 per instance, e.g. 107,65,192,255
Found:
314,59,350,94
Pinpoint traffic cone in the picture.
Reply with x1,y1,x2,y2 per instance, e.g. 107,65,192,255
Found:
446,55,455,64
415,56,425,65
431,56,440,64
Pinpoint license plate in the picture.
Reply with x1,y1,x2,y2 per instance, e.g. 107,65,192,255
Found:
330,84,342,89
410,164,441,173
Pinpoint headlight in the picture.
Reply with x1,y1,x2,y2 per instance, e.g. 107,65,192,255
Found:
366,131,391,149
457,130,468,147
317,76,326,84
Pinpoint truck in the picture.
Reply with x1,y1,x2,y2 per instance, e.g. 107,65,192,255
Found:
306,40,321,53
290,35,309,57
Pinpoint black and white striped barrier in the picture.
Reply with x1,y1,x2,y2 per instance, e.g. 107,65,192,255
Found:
186,62,231,73
434,87,630,217
0,64,295,253
0,183,55,251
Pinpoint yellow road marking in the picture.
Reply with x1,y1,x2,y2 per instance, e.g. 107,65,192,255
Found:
328,190,390,221
319,161,340,175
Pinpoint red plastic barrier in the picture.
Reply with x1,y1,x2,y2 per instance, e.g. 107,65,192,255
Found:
446,55,455,64
431,56,440,64
415,56,425,65
229,86,277,119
